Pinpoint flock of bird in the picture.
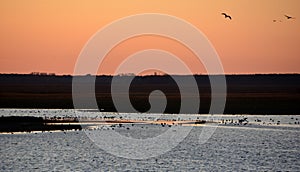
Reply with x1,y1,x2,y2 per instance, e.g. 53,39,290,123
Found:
221,12,296,22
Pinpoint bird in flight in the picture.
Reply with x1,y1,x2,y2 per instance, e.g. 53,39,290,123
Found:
221,13,232,20
284,15,295,20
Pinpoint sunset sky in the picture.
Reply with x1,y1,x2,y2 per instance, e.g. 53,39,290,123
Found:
0,0,299,75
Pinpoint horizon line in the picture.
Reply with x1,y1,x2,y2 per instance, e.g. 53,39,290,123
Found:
1,72,300,76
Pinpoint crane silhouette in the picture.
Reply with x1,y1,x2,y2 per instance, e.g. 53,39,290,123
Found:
221,13,232,20
285,15,295,19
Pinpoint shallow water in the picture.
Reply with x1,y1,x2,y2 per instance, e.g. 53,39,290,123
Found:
0,109,300,171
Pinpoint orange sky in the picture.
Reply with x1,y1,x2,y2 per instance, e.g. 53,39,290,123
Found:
0,0,299,75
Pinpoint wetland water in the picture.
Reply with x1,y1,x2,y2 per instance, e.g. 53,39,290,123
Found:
0,109,299,171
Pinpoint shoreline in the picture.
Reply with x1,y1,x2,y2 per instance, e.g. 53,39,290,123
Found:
1,113,300,133
0,115,210,133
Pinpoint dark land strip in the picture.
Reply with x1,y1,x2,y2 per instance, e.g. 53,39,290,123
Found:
0,74,299,114
0,116,82,133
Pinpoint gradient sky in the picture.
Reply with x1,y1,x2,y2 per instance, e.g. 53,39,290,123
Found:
0,0,299,75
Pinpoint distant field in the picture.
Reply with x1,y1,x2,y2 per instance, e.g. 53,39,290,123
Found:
0,74,299,114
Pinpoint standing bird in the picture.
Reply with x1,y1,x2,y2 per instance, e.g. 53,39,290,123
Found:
285,15,295,19
221,13,232,20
